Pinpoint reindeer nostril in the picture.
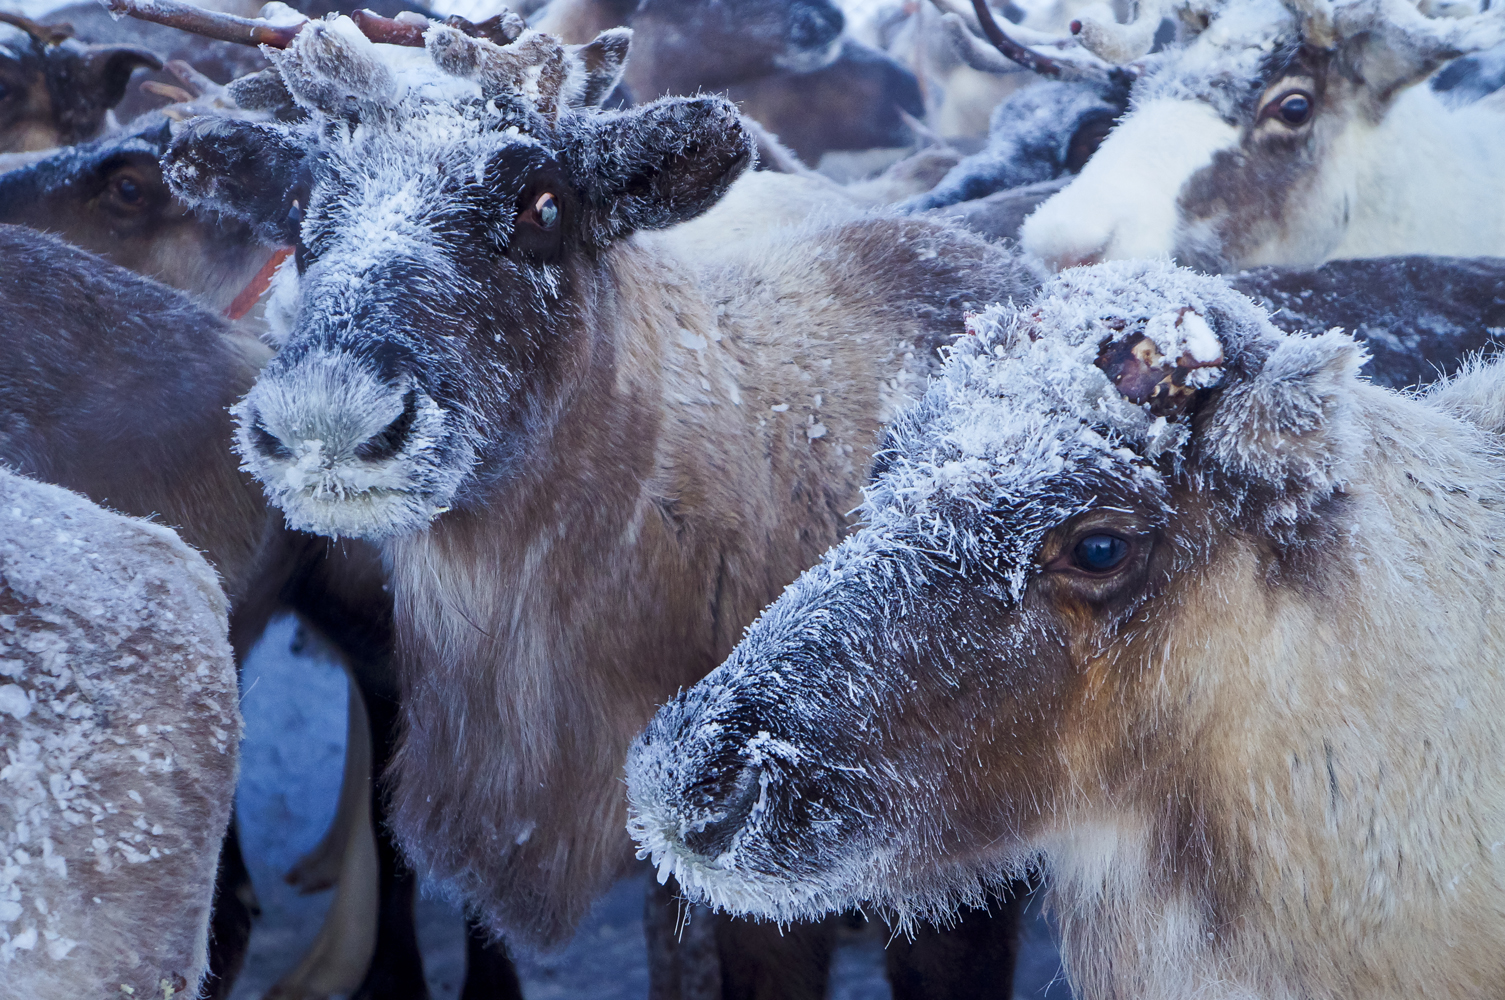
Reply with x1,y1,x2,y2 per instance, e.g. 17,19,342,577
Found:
680,763,763,859
355,389,419,463
251,419,294,461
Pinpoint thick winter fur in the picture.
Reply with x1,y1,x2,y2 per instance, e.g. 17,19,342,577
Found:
0,19,159,154
0,115,275,315
0,468,239,999
182,18,1040,945
1020,0,1505,270
0,226,429,999
628,259,1505,999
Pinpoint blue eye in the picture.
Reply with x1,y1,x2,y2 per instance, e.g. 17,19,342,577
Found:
534,192,558,229
1073,534,1129,573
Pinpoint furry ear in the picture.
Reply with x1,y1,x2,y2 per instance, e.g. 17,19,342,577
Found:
566,96,754,245
48,43,163,143
574,27,631,107
163,117,310,247
1195,329,1367,525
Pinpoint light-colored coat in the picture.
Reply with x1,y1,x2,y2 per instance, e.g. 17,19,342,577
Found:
628,259,1505,1000
0,468,239,999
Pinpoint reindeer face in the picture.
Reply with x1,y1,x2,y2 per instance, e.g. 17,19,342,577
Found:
0,117,268,313
627,260,1365,924
167,19,751,538
1020,0,1505,271
625,0,845,97
0,19,161,153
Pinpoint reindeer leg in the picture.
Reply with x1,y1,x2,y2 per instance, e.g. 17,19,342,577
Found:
460,915,525,1000
715,912,834,1000
263,678,380,1000
285,671,367,894
349,684,431,1000
644,876,721,1000
882,878,1028,1000
202,815,257,1000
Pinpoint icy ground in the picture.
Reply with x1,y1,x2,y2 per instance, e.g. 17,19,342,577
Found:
231,617,1073,999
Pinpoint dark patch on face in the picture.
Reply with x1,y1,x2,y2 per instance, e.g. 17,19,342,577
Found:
1173,45,1332,271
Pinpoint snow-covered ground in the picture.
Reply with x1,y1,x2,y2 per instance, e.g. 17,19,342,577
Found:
231,617,1072,1000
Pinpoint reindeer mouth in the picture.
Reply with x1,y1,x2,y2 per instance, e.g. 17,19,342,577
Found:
232,357,475,539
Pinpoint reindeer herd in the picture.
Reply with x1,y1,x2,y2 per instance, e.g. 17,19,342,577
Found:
0,0,1503,997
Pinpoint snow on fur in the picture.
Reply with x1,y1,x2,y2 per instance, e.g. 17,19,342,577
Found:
0,469,239,999
628,259,1505,1000
628,260,1298,922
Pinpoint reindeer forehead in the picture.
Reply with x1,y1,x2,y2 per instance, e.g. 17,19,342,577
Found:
859,262,1278,588
1135,0,1302,116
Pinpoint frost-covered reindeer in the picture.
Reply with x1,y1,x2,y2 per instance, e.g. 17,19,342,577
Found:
0,223,506,1000
148,7,1037,992
1016,0,1505,269
628,259,1505,1000
0,467,239,1000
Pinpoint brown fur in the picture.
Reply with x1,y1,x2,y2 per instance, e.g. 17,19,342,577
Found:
0,225,410,998
384,192,1037,943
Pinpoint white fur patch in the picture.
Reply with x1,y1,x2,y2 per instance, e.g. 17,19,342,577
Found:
1020,99,1240,269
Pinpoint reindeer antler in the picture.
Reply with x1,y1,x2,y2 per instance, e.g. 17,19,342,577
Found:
1071,0,1172,63
0,10,75,46
930,0,1136,88
100,0,308,47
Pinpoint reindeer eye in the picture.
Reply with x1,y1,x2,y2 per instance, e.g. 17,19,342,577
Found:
1073,534,1129,573
1262,89,1314,127
534,192,558,229
112,176,144,207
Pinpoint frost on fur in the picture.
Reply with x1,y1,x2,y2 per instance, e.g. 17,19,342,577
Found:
0,469,239,999
624,259,1505,1000
161,15,753,540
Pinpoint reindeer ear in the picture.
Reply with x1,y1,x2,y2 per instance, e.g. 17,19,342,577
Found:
574,27,631,107
1195,330,1366,517
163,117,310,247
47,43,162,143
566,96,754,245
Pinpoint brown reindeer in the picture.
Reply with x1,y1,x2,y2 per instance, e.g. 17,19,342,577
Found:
535,0,924,164
627,259,1505,1000
0,12,160,153
0,467,240,999
0,224,520,1000
140,8,1039,995
0,111,276,316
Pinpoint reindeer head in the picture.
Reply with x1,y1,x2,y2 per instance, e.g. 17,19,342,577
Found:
0,13,161,153
1016,0,1505,270
163,13,752,538
621,0,846,98
627,260,1370,930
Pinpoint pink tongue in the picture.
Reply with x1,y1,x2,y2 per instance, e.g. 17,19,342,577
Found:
226,247,294,321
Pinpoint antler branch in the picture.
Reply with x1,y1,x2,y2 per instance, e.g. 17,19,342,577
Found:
99,0,306,48
1072,0,1171,63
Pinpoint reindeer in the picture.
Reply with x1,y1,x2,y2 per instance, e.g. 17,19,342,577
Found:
0,466,240,999
0,12,161,153
1006,0,1505,270
627,258,1505,1000
0,223,521,1000
535,0,924,165
0,111,276,316
899,0,1130,212
122,4,1040,992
